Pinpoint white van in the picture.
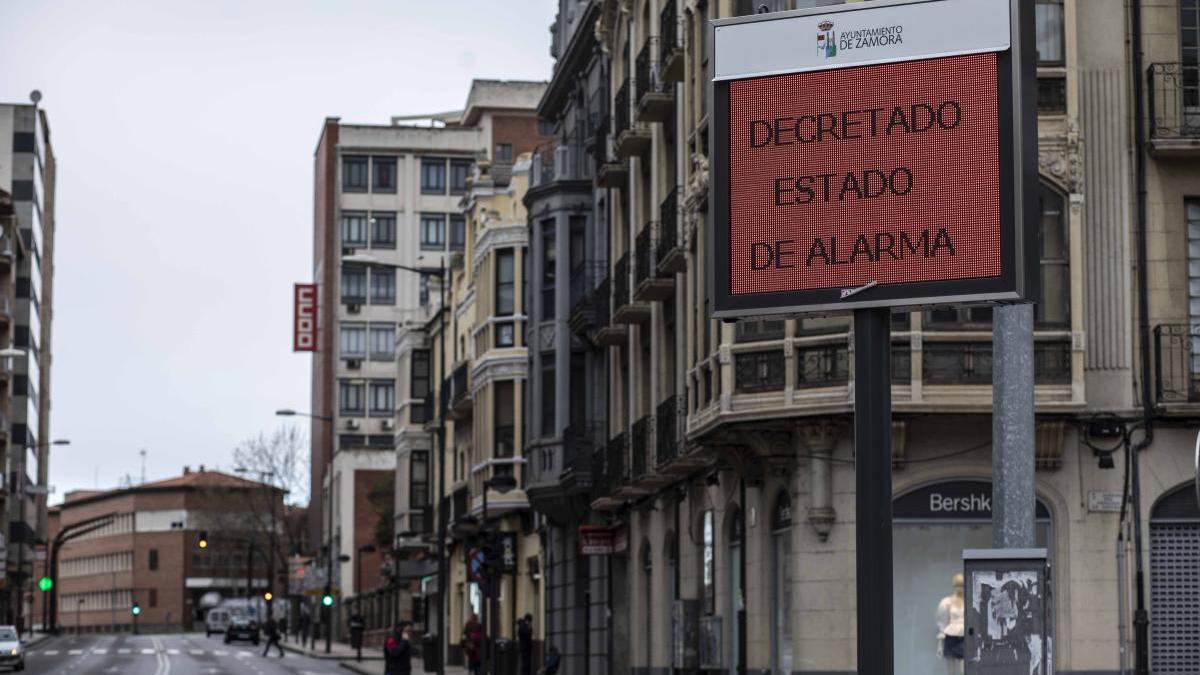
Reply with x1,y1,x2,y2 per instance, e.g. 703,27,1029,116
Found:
205,608,233,637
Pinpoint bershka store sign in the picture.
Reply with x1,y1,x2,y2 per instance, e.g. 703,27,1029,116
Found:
709,0,1038,317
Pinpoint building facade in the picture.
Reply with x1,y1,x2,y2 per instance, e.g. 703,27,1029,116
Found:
36,469,284,634
512,0,1200,674
0,99,57,634
523,2,614,674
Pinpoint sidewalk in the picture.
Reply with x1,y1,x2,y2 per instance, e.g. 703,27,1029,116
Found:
279,637,383,661
338,661,470,675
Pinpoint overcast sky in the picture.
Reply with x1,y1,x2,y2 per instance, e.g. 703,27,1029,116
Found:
0,0,555,503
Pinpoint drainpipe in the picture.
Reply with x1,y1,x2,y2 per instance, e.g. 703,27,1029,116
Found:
1129,0,1153,672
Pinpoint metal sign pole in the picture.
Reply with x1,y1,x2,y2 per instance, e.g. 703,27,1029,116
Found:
853,306,892,675
991,302,1036,550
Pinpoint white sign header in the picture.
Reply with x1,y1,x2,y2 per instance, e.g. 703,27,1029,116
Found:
713,0,1011,81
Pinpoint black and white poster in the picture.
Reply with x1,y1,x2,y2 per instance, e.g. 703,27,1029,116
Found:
966,569,1047,674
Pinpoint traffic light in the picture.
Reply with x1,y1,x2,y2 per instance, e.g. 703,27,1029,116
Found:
321,586,333,607
263,591,273,602
131,603,141,616
37,577,52,592
197,531,209,549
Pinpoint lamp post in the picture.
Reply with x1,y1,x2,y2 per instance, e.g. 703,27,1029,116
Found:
353,543,376,662
235,467,277,621
12,437,68,638
276,409,335,653
343,252,448,675
480,474,516,675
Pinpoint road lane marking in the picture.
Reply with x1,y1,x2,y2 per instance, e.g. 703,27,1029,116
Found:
167,648,180,654
43,650,58,655
118,648,131,654
93,649,108,654
214,650,228,656
142,648,156,654
68,649,83,655
190,649,204,655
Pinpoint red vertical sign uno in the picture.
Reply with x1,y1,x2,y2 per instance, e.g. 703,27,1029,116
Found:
293,283,318,352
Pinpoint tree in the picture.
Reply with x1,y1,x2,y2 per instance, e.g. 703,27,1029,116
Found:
232,425,308,506
367,473,395,553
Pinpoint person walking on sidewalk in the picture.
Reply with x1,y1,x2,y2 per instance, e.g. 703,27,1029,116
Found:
384,621,413,675
462,612,484,675
298,612,310,647
262,617,285,658
517,614,534,675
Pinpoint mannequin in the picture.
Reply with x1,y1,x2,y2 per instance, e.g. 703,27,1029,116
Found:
936,573,966,675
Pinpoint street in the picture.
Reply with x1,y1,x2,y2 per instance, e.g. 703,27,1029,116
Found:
22,633,347,675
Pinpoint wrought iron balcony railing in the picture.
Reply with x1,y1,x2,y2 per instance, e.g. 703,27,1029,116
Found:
660,0,679,64
614,78,631,137
1149,63,1200,141
1155,324,1200,403
631,416,652,482
613,252,631,314
655,395,682,467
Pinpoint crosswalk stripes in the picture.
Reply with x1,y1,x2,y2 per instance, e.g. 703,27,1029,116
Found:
31,647,284,658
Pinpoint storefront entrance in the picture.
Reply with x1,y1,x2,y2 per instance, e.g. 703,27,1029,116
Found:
1150,482,1200,674
892,479,1052,675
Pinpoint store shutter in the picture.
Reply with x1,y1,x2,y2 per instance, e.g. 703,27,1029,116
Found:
1151,482,1200,674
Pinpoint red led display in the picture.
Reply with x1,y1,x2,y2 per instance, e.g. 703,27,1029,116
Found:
727,53,1000,295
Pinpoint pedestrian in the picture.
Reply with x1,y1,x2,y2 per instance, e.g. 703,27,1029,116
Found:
517,614,534,675
462,612,484,675
538,645,560,675
262,617,285,658
384,620,413,675
279,616,289,643
298,612,310,647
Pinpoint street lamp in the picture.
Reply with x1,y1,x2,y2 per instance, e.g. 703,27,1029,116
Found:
342,251,450,675
235,467,277,621
14,438,68,638
276,408,335,653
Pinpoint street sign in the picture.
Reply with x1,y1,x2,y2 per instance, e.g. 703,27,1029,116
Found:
468,547,487,583
579,525,615,555
499,532,517,573
709,0,1037,317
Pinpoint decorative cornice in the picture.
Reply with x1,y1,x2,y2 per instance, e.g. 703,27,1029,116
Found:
473,223,528,271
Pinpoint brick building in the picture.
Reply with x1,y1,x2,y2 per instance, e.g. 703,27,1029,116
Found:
32,468,284,634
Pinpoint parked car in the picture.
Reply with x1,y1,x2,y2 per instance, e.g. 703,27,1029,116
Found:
0,626,23,671
225,615,260,645
205,608,233,637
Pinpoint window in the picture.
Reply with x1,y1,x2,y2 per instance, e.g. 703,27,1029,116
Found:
1035,0,1064,65
419,272,431,306
540,357,555,437
496,249,515,315
411,349,431,423
370,324,395,361
450,160,473,194
421,213,446,250
340,323,367,359
343,156,368,192
702,509,715,614
421,158,446,194
495,144,513,162
542,225,556,320
369,380,395,417
496,380,516,457
1185,1,1199,71
341,265,367,304
371,266,396,305
411,450,429,508
496,322,515,348
371,212,396,249
341,211,368,248
149,588,158,608
149,549,159,571
449,214,466,251
339,380,365,415
1037,185,1070,326
372,156,397,193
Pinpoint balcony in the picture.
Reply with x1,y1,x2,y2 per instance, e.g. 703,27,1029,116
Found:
630,416,650,483
636,39,674,123
569,260,607,336
526,422,604,511
614,78,651,159
659,0,683,82
0,236,13,272
922,339,1071,385
612,251,650,324
655,395,685,468
592,432,628,510
1155,324,1200,405
444,362,472,420
1148,63,1200,156
593,276,628,346
634,222,674,301
657,188,686,273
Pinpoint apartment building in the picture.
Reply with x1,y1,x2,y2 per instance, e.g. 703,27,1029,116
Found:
0,98,57,634
37,468,284,634
515,0,1200,673
313,80,548,644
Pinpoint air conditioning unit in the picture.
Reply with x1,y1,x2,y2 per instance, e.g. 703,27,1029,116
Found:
347,304,361,314
347,359,362,370
382,419,396,431
346,419,360,431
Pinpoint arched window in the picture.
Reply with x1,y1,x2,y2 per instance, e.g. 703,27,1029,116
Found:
771,492,794,675
1037,184,1070,326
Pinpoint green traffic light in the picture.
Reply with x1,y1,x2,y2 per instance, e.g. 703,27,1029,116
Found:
322,594,333,607
131,604,141,616
37,577,52,592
